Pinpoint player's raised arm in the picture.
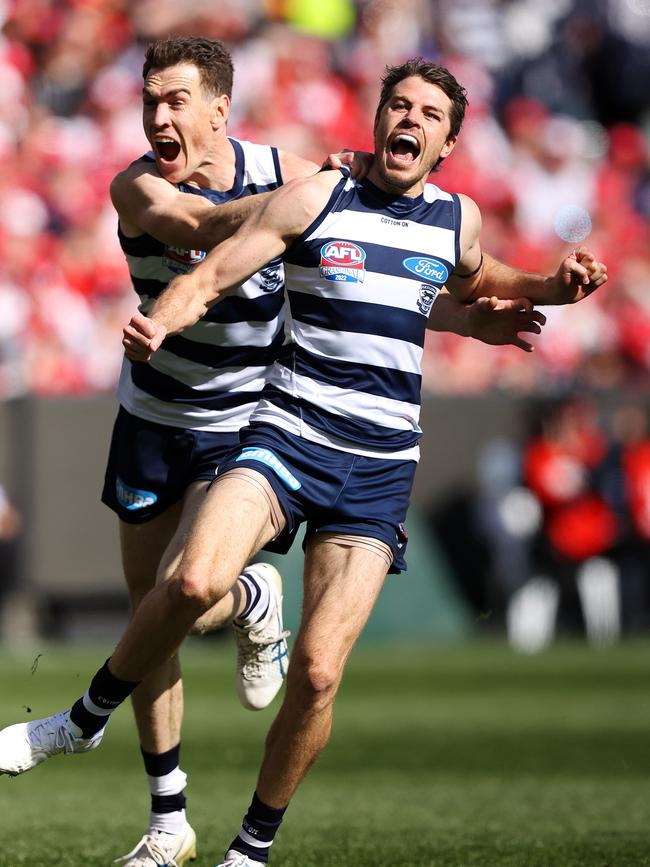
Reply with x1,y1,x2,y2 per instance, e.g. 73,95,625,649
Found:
446,195,607,305
123,171,340,360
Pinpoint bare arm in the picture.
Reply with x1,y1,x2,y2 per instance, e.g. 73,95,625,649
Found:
111,161,273,251
123,172,341,360
446,195,607,304
428,290,546,352
112,150,371,252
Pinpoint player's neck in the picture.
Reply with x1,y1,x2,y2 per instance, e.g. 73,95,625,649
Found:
184,135,237,192
366,163,425,199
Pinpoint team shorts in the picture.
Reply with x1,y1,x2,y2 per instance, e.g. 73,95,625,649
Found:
215,422,415,573
102,406,239,524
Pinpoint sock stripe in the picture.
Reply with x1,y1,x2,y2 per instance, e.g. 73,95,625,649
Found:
146,768,188,797
229,792,286,864
151,793,187,814
240,573,262,619
237,570,271,627
141,744,181,777
82,693,113,717
238,828,275,849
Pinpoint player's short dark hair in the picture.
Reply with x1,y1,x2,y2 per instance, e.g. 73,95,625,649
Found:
375,58,468,140
143,36,234,99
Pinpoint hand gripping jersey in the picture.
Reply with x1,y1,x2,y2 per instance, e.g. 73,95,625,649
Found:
249,173,462,462
117,138,285,432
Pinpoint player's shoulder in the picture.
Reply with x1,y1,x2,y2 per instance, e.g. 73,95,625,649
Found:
112,154,157,186
275,168,342,211
256,170,342,238
110,156,171,210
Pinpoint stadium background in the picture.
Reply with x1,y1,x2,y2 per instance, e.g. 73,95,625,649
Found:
0,0,649,643
2,3,650,866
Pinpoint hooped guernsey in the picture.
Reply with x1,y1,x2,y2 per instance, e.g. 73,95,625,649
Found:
117,137,285,432
249,170,462,462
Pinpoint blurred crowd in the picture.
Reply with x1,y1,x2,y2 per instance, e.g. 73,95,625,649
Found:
432,396,650,649
0,0,649,398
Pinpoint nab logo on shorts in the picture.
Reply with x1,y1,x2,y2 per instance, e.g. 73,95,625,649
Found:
320,241,366,283
236,447,302,491
402,256,449,284
163,245,207,275
116,478,157,511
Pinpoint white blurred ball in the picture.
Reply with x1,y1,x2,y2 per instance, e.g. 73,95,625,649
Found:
553,205,592,243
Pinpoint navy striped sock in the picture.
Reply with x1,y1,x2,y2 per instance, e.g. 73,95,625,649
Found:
69,660,140,738
229,792,287,864
142,744,187,834
235,569,270,628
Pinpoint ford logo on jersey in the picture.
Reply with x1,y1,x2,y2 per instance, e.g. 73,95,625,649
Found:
163,245,207,275
402,256,449,284
320,241,366,282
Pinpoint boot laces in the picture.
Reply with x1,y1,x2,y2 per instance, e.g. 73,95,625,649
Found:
26,711,75,755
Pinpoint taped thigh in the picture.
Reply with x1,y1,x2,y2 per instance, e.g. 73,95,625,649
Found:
315,532,393,568
212,467,286,538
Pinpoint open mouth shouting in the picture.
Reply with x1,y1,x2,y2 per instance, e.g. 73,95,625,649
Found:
388,132,421,166
153,137,181,163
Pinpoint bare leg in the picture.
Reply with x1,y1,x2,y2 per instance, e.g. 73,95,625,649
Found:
255,538,390,807
122,481,249,751
110,474,280,683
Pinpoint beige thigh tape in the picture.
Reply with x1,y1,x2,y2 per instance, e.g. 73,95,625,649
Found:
315,532,393,568
213,468,286,536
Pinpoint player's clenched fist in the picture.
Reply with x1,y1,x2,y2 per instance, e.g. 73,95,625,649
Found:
122,309,167,362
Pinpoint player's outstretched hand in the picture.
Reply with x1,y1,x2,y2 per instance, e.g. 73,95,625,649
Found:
323,149,374,180
122,309,167,362
468,296,546,352
549,247,608,303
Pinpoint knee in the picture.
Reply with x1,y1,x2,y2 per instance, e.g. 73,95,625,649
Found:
291,655,341,712
166,566,221,615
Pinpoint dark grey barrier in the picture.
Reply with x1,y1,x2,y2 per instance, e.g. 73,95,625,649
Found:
0,391,636,640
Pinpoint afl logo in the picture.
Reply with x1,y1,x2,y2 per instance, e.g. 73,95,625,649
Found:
320,241,366,283
163,246,207,275
403,256,448,284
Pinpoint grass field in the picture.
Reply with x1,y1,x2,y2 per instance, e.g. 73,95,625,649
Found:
1,639,650,866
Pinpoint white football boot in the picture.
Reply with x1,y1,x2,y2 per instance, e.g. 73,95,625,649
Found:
233,563,290,711
113,824,197,866
215,850,265,867
0,709,104,776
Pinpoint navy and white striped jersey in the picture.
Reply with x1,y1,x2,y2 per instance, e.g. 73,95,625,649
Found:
250,173,462,461
117,137,285,431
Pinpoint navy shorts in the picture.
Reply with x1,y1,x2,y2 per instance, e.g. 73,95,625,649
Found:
215,422,415,573
102,406,238,523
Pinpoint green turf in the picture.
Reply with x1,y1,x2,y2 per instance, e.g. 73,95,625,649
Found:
1,639,649,866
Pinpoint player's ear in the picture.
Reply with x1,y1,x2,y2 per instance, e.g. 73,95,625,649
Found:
211,93,230,129
440,135,457,160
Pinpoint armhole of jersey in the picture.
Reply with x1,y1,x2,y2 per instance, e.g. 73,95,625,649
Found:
271,147,283,187
284,170,350,259
450,192,462,267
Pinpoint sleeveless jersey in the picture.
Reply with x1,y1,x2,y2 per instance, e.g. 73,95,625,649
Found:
249,173,462,461
117,138,285,431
